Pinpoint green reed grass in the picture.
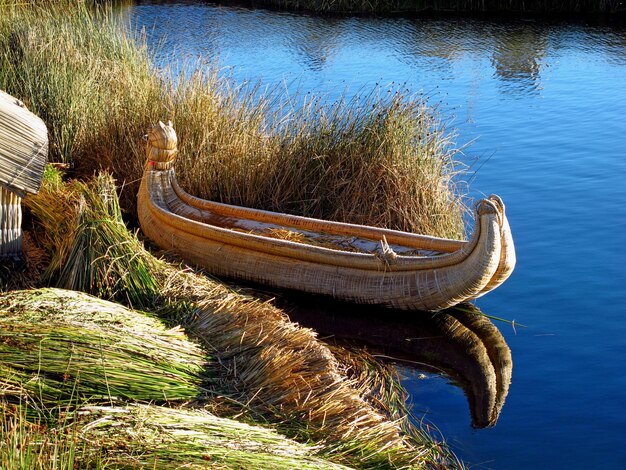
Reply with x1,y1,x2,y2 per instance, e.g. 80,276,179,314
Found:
0,289,213,406
0,401,353,470
0,0,466,238
75,404,353,469
0,402,98,470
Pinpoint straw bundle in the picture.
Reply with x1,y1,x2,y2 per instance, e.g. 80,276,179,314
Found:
0,401,352,470
25,171,160,308
0,288,213,405
0,90,48,195
187,297,448,468
75,404,353,469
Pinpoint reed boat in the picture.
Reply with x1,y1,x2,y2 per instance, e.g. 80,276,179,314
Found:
138,122,515,311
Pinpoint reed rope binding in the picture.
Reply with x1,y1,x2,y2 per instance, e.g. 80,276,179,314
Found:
0,90,48,196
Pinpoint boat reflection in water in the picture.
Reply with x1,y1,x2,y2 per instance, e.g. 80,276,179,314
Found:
277,295,512,429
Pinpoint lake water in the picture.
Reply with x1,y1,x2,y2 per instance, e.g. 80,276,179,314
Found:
119,3,626,468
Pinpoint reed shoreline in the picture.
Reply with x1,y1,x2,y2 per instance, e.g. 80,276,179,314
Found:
218,0,626,17
0,0,467,239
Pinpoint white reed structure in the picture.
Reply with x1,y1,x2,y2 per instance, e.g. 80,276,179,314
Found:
0,90,48,258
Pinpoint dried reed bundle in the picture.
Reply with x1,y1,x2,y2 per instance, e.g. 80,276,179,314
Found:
0,401,352,470
25,171,160,308
75,404,352,469
0,288,212,405
186,294,450,468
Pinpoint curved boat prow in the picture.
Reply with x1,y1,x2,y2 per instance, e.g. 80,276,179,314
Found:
473,195,516,298
138,122,515,311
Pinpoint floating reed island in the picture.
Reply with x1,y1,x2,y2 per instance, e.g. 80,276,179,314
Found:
139,121,515,311
0,289,357,469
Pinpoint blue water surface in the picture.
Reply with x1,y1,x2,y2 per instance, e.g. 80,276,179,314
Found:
120,3,626,468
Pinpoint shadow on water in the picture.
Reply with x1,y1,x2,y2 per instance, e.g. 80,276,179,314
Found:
272,293,513,429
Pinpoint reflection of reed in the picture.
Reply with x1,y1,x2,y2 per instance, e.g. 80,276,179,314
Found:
289,17,343,72
491,24,548,94
279,295,512,428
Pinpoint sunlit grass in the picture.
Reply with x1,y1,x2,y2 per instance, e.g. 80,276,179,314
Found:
1,1,470,467
0,402,95,470
0,0,466,238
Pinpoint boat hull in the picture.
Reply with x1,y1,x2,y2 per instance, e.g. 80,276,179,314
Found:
137,122,515,311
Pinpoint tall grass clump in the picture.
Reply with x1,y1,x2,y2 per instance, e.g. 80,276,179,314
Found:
0,0,163,209
0,0,466,238
22,170,462,468
173,79,466,237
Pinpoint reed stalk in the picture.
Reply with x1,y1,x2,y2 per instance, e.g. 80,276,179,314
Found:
1,401,353,469
0,186,22,258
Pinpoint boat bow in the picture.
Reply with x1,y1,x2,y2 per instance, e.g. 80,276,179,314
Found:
138,122,515,311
